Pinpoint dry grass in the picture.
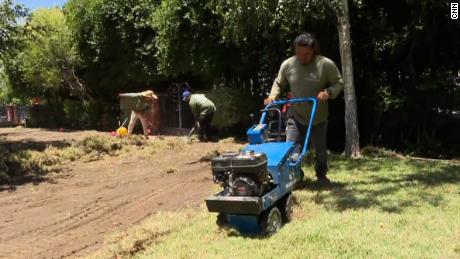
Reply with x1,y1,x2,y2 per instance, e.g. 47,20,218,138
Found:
0,135,187,185
87,207,202,259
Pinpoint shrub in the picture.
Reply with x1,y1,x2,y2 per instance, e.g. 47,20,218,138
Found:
28,99,118,130
62,99,90,129
204,85,262,131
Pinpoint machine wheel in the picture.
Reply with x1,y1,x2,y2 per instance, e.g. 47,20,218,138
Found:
294,168,305,189
278,193,294,222
216,213,229,228
260,207,282,236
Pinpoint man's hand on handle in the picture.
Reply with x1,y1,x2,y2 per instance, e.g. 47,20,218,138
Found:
317,90,330,101
263,97,275,105
265,91,329,105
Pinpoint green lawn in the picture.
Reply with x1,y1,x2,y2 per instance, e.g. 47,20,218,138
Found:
91,150,460,259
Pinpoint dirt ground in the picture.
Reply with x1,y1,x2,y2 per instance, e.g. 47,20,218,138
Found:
0,127,242,259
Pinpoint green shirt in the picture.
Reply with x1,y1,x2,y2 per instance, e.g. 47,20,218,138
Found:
188,94,216,121
119,93,152,113
269,55,344,125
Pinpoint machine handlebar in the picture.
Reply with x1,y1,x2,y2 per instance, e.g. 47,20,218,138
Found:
259,97,318,167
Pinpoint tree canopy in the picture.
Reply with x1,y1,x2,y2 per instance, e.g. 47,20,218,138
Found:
0,0,458,157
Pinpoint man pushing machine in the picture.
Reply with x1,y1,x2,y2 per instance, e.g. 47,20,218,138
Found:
264,32,344,185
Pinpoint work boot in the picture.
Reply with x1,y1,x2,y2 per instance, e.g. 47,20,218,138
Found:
316,176,332,186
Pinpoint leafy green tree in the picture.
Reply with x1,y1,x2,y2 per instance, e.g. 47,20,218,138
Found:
65,0,161,97
348,0,460,156
0,60,11,101
0,0,457,155
0,0,29,102
0,0,28,57
8,8,89,101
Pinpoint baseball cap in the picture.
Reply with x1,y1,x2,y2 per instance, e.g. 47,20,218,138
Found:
182,91,191,101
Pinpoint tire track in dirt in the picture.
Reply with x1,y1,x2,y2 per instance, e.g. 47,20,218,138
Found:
0,130,242,259
0,164,211,258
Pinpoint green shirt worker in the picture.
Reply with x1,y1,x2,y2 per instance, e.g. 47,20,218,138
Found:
183,91,216,141
264,32,344,185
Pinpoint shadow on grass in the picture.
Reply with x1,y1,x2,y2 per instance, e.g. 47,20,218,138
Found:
301,155,460,213
0,139,71,152
226,229,264,239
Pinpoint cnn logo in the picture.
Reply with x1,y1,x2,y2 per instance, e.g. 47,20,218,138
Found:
452,3,459,19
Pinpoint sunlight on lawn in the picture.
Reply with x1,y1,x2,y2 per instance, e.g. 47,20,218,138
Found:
89,154,460,259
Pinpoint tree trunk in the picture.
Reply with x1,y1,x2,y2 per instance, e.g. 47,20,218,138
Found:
336,0,361,158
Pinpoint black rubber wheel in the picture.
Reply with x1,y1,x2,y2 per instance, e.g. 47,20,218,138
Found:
260,207,282,236
278,193,294,222
294,168,305,189
216,213,229,228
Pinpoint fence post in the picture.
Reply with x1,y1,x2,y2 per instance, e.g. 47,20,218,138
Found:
178,88,182,129
6,105,14,123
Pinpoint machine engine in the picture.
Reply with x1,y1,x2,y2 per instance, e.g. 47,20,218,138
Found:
211,151,271,197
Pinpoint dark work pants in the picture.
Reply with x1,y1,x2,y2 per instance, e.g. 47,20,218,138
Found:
286,117,329,178
198,112,214,140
